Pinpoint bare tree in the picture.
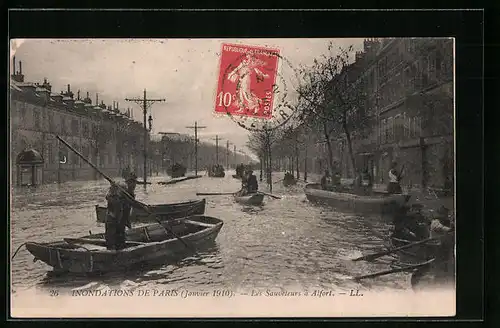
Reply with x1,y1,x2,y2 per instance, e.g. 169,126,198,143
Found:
247,125,284,193
296,43,371,180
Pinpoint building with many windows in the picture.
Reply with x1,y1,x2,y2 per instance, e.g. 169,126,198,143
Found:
336,38,453,192
10,57,146,186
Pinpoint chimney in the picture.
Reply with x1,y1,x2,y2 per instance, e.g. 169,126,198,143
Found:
96,93,99,105
19,61,22,74
77,90,81,100
67,84,71,93
86,91,89,99
13,56,16,74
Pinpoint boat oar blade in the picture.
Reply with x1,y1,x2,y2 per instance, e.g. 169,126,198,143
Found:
352,237,434,262
196,192,235,196
353,259,434,281
257,191,282,199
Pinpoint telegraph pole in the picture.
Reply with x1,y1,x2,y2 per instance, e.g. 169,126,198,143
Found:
225,140,232,169
212,135,224,166
186,121,207,176
125,89,165,185
233,145,237,169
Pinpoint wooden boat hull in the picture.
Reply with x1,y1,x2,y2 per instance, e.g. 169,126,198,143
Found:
304,183,410,216
234,193,264,206
26,215,223,274
283,178,297,187
95,199,206,223
208,172,225,178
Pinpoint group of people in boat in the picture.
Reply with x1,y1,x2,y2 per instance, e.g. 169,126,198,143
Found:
391,203,455,289
236,168,259,196
235,163,247,178
320,161,403,195
208,164,225,176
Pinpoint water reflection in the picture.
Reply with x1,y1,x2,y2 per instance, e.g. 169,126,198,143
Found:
11,172,410,293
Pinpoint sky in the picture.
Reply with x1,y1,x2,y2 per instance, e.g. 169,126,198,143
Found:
10,38,364,158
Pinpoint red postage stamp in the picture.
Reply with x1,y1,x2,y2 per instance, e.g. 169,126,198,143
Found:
214,43,280,119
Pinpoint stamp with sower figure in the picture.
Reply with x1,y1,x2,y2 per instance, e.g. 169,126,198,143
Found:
215,43,280,120
214,43,302,133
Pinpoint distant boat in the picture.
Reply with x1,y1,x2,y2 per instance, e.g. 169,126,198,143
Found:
95,199,206,223
207,165,225,178
304,183,410,217
166,163,187,178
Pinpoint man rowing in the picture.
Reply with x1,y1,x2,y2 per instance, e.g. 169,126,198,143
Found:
238,169,258,196
105,172,145,250
410,205,455,290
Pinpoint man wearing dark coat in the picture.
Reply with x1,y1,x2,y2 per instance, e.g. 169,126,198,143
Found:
105,172,144,250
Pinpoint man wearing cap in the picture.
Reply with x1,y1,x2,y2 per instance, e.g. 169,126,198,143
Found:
105,172,143,250
387,161,403,194
239,169,258,196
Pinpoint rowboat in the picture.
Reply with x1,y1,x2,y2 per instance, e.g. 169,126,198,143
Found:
234,192,264,206
25,215,223,274
95,199,206,223
304,183,410,216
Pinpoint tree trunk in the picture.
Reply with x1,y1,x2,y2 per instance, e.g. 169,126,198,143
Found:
295,143,300,180
322,123,335,173
266,134,272,193
304,146,308,182
259,154,263,182
343,122,357,179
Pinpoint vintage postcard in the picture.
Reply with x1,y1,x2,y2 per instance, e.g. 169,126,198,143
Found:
9,38,455,317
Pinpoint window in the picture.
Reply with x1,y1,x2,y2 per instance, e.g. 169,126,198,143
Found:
394,114,402,141
381,119,387,144
48,112,55,132
47,143,53,164
72,119,80,135
82,122,89,138
33,111,41,130
60,117,67,135
82,144,90,160
428,52,437,81
403,112,409,138
387,117,394,142
416,116,422,137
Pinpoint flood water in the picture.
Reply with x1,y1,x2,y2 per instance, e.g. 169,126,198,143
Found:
10,171,411,295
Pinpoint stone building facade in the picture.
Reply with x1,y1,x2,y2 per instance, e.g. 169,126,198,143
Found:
10,57,146,186
337,38,454,192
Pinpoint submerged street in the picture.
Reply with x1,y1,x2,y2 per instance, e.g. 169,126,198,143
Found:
10,171,411,295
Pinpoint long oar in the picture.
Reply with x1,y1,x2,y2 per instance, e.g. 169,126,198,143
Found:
257,191,282,199
196,192,235,196
353,258,434,281
352,237,435,262
56,136,196,253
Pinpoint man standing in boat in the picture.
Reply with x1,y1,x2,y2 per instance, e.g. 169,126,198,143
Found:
387,161,403,194
105,172,143,250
